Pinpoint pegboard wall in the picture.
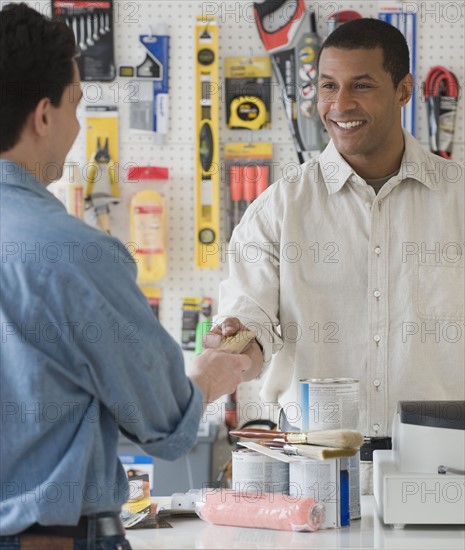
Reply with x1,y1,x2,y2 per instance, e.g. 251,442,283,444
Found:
21,1,465,425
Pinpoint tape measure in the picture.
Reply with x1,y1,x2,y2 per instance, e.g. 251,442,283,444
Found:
229,96,267,130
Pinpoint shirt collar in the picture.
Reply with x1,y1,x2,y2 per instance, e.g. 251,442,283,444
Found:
317,130,439,195
317,140,354,194
0,159,66,207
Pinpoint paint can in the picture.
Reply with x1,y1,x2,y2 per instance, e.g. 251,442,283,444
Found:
289,457,342,529
300,378,359,431
288,454,361,528
231,448,289,495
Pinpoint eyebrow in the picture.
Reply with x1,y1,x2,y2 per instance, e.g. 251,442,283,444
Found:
319,73,377,82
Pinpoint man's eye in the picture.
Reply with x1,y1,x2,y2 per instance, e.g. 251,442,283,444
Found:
320,83,335,90
355,84,370,89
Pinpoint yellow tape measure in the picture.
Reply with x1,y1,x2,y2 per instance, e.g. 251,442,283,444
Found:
229,96,267,130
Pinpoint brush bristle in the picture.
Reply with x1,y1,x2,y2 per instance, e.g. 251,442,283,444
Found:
294,445,358,460
289,429,364,448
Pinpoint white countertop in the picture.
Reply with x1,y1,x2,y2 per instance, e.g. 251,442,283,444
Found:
126,496,465,549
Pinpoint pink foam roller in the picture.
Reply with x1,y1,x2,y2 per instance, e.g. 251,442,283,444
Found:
196,490,324,532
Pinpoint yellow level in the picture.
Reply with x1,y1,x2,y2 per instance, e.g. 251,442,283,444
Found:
194,16,219,268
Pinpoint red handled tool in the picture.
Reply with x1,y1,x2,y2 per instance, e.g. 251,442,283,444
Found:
229,165,243,228
423,66,459,159
243,166,257,208
229,164,270,231
253,0,305,53
255,165,269,196
326,10,362,36
243,165,270,207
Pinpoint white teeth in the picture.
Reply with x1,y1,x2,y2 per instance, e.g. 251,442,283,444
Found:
336,120,364,129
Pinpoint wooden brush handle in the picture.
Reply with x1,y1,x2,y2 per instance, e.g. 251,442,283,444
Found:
217,329,257,354
229,428,283,438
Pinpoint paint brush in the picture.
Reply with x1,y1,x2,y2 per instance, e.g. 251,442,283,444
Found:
229,428,364,449
217,329,257,354
260,440,358,460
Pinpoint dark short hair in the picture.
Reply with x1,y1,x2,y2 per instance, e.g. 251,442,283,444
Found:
0,3,77,153
318,18,410,88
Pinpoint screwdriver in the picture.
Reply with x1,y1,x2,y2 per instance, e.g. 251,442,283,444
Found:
229,165,243,228
255,165,269,197
243,165,257,208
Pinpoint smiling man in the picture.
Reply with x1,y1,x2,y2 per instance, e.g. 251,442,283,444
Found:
208,18,464,494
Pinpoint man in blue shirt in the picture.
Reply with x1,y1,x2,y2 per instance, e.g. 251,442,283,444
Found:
0,4,251,548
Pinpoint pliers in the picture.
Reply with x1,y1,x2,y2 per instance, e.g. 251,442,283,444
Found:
85,137,120,233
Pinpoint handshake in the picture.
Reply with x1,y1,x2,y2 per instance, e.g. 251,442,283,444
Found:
189,317,264,404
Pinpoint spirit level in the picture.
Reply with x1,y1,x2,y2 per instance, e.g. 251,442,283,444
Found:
194,17,220,268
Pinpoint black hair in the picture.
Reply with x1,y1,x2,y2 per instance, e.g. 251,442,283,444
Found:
0,3,77,153
318,18,410,88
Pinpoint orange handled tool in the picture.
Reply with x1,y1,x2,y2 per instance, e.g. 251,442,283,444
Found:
243,165,257,207
229,165,243,228
255,165,269,197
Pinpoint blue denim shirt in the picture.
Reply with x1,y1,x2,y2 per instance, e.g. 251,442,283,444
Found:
0,160,203,535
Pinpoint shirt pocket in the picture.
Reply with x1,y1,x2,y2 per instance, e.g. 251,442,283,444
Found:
415,254,464,321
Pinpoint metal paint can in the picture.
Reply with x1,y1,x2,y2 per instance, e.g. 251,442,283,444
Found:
289,454,361,529
300,378,359,431
289,457,341,529
231,449,289,494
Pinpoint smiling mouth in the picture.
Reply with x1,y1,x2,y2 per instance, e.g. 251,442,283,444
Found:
331,120,366,130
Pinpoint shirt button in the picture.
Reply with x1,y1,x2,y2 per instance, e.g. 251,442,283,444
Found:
351,175,357,183
373,423,380,432
373,379,381,388
374,246,381,255
373,334,381,343
373,290,381,298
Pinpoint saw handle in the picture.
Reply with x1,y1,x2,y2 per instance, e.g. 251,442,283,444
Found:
253,0,305,52
253,0,289,19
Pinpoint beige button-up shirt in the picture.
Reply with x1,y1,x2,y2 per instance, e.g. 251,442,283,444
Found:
218,131,464,436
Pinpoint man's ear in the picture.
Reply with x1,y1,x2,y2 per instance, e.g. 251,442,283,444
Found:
398,73,414,107
31,97,52,138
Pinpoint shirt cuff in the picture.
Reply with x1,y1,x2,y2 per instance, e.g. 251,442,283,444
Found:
138,379,204,461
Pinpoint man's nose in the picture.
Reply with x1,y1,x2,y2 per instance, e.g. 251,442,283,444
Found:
330,87,357,112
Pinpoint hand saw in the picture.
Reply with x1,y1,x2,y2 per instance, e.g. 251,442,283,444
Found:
253,0,326,163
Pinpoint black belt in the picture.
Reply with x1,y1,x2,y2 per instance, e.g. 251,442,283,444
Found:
360,437,392,461
21,512,125,539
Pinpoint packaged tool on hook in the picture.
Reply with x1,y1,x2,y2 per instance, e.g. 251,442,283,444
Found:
181,297,212,351
52,0,116,81
119,29,170,141
253,0,326,162
130,190,166,284
423,66,459,159
224,142,273,240
225,56,272,130
378,2,416,136
85,106,120,234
